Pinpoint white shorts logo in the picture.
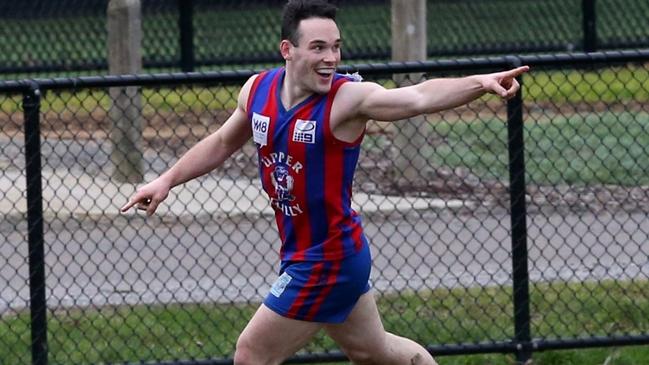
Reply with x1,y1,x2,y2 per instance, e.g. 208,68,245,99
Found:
270,272,293,297
292,119,316,144
252,112,270,146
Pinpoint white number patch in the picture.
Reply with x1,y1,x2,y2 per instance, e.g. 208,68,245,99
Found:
252,112,270,146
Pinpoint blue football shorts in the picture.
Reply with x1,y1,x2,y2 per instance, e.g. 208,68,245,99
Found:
263,241,371,323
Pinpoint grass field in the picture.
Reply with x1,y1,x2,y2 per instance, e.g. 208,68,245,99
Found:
1,279,647,364
1,65,648,113
425,109,649,186
1,0,648,74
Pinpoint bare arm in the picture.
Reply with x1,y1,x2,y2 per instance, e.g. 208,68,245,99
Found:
158,92,253,188
335,66,530,124
120,75,257,215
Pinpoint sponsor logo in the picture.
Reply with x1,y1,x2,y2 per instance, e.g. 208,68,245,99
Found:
292,119,316,144
252,112,270,146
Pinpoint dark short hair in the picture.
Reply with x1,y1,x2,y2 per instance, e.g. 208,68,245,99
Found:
281,0,338,45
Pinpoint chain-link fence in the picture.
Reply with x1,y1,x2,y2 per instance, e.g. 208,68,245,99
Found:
2,0,649,77
1,50,649,364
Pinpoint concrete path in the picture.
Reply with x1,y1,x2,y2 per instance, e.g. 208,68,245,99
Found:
1,136,648,314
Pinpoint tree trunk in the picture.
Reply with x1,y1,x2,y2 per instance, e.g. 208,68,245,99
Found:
391,0,428,187
107,0,144,183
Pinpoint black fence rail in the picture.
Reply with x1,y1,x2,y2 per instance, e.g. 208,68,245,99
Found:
1,50,649,365
1,0,649,77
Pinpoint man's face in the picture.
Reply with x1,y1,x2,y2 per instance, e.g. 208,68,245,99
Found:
284,17,341,94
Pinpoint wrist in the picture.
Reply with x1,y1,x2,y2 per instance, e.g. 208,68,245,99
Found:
469,74,488,93
158,172,177,190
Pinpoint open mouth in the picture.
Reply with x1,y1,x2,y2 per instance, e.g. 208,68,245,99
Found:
315,68,334,80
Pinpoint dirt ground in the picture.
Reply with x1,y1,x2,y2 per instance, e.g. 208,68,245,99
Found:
2,102,649,215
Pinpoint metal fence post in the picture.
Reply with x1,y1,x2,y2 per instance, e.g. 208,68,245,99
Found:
178,0,195,72
505,56,532,364
23,84,48,365
582,0,597,52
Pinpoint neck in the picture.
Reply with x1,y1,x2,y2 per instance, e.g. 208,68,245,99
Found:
280,67,312,110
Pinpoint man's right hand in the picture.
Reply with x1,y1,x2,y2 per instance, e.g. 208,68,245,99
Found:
120,178,171,216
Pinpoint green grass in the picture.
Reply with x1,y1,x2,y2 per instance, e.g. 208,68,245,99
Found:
0,86,242,116
528,67,649,104
1,280,648,364
425,110,649,186
2,65,648,112
1,0,648,74
525,111,649,185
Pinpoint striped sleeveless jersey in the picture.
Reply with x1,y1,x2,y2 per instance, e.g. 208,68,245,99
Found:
247,67,366,261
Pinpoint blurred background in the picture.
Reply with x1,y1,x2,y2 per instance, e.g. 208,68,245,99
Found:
1,1,648,365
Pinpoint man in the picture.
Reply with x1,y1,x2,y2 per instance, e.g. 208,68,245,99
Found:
121,0,529,363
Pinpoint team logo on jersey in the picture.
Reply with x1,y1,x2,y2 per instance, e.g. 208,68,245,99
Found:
252,112,270,146
292,119,316,144
260,152,305,217
271,165,295,203
269,164,303,216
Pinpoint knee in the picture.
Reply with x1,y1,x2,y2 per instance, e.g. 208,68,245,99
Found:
346,348,430,365
343,343,389,365
345,351,372,364
232,342,252,365
234,336,266,365
337,332,390,364
234,335,286,365
342,334,434,365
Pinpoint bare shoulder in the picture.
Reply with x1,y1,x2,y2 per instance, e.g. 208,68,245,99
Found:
334,81,384,119
330,81,385,142
238,74,260,112
242,73,259,91
337,80,383,98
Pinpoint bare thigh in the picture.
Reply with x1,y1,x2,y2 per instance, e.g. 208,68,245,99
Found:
324,292,437,365
235,304,322,364
323,291,388,355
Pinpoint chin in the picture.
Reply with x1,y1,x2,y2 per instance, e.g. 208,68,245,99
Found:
313,81,333,94
316,86,332,94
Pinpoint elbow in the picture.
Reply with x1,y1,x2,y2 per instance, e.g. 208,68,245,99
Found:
412,101,436,117
214,130,248,157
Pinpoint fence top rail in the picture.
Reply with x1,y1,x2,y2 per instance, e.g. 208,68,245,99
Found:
1,49,648,93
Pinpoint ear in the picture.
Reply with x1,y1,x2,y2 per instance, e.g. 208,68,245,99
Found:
280,40,293,61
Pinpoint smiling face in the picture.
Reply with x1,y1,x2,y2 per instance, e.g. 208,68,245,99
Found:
281,17,341,95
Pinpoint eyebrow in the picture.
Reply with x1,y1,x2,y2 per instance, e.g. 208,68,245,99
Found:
308,39,343,46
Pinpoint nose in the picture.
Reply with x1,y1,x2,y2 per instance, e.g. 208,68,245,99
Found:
323,48,339,63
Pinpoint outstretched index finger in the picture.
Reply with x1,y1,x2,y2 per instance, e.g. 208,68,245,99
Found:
503,65,530,79
121,195,143,213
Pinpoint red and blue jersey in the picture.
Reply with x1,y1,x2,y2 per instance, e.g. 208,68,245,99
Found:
247,67,367,262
